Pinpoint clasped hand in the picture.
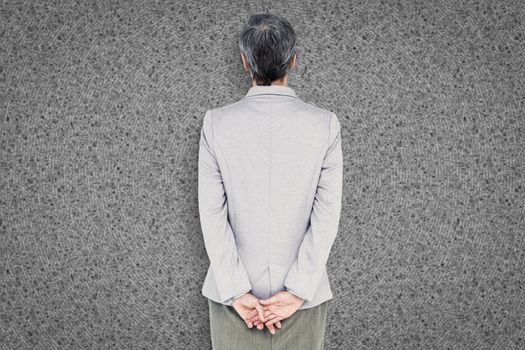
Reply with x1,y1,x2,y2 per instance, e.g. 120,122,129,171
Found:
232,290,305,335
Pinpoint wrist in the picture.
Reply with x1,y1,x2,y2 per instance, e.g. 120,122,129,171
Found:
285,287,305,301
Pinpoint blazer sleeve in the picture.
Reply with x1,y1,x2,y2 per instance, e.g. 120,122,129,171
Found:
198,110,253,303
283,112,343,303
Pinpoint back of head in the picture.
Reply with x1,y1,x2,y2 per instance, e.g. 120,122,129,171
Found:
239,13,297,86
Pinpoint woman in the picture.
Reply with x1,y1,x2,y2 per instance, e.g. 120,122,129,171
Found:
198,12,343,350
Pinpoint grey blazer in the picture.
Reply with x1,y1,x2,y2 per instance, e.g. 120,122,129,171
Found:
198,84,343,310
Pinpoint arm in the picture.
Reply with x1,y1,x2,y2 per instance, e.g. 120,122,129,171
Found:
198,110,253,303
283,113,343,303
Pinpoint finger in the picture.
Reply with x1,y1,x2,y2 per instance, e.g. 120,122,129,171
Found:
255,303,266,323
248,315,261,324
245,312,258,325
249,308,272,324
259,296,279,305
244,319,253,328
275,321,282,329
246,309,258,319
264,313,278,321
263,305,278,314
250,309,270,322
264,308,273,318
266,322,275,335
265,316,283,328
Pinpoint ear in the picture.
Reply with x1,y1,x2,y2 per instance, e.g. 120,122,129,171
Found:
240,51,250,72
288,52,297,70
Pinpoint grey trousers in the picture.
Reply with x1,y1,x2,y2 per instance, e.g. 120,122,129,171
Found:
208,298,329,350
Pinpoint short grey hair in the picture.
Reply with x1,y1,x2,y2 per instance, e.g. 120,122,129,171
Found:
239,13,297,86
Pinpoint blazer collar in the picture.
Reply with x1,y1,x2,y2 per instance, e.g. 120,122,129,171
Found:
243,85,298,99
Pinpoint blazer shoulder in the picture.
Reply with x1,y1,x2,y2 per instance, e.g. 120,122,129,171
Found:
293,99,336,124
293,101,341,148
204,100,247,125
207,97,337,127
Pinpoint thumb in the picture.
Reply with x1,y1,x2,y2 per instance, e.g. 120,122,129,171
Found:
259,296,279,305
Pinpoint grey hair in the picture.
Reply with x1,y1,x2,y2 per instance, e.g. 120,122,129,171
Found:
239,13,297,86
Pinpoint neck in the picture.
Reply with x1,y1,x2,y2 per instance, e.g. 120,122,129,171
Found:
252,75,288,87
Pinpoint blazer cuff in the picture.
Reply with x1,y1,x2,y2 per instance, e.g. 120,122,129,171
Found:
217,276,252,304
232,288,251,301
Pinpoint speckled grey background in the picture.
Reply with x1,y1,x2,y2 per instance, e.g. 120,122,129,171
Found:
1,0,524,349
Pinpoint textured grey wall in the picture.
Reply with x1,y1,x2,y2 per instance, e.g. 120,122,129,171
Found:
1,0,524,349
